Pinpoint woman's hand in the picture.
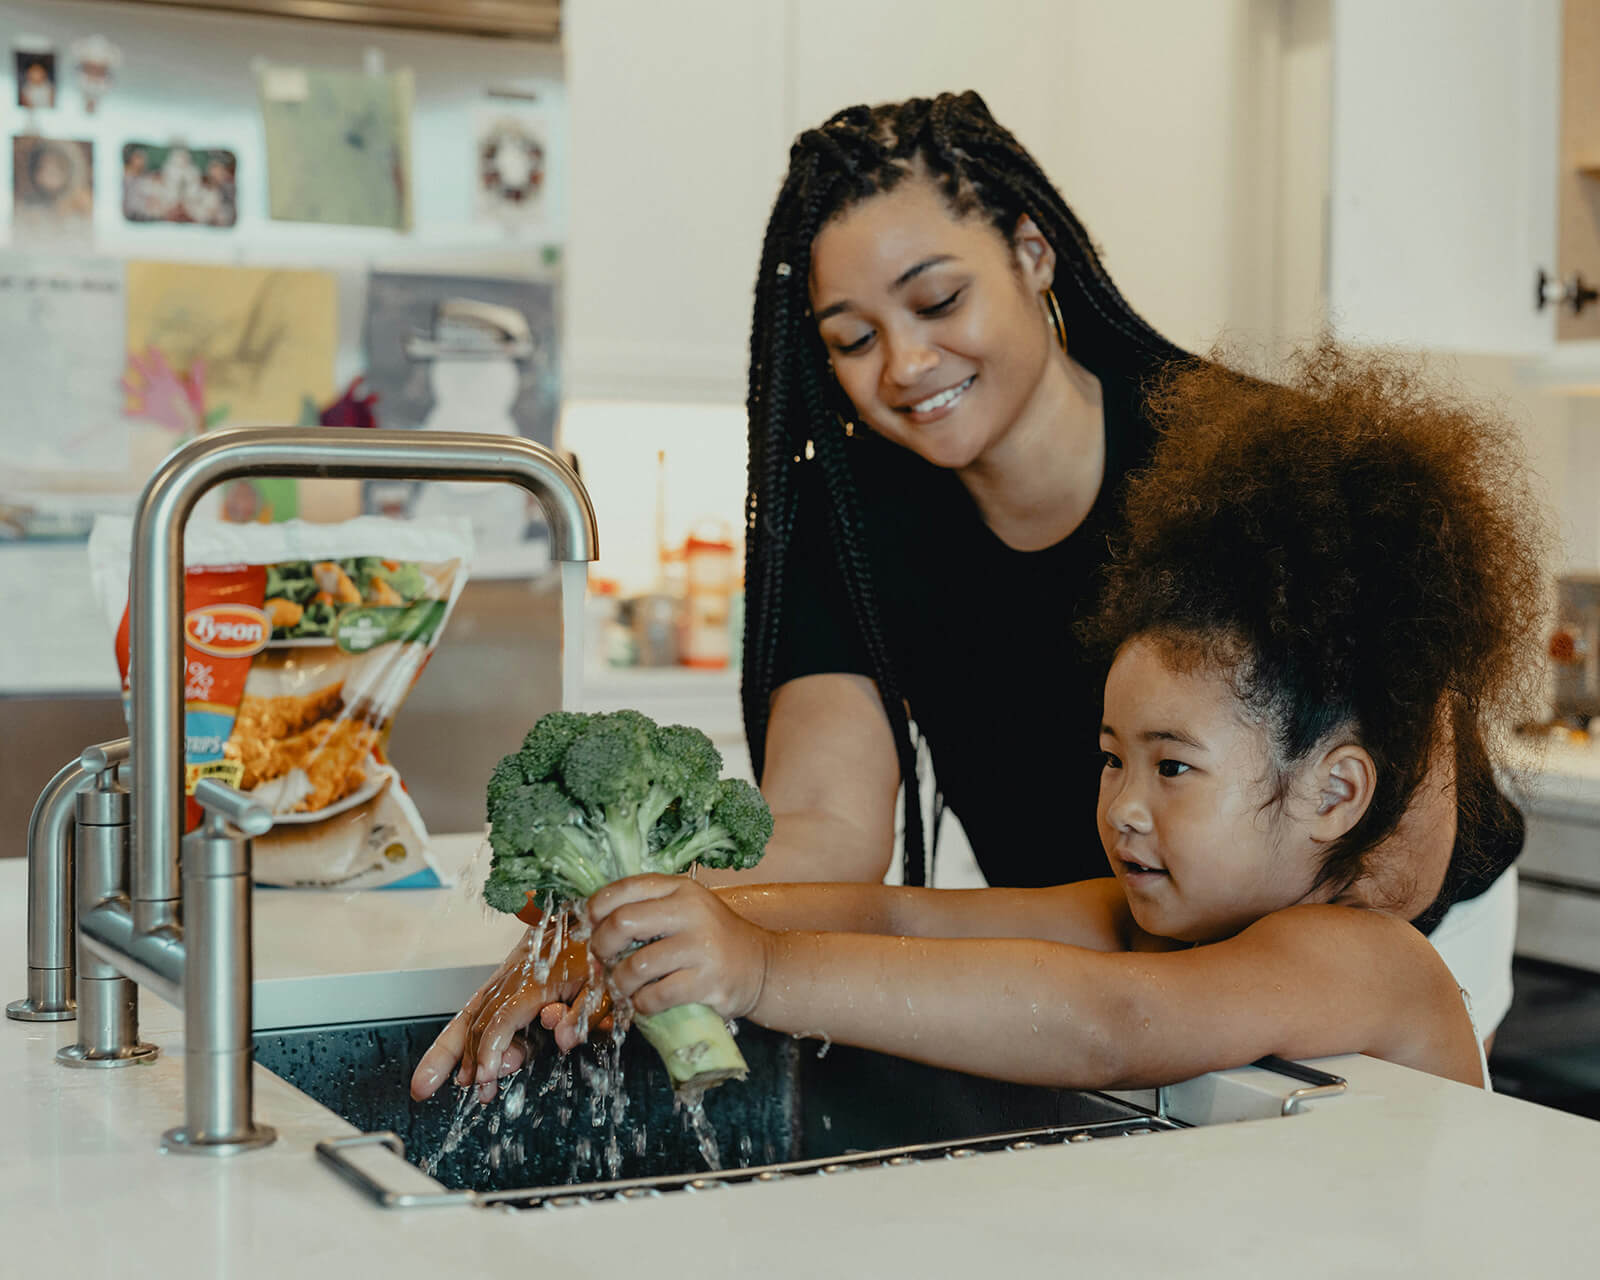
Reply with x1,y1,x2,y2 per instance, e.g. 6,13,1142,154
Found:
587,875,774,1022
409,928,596,1103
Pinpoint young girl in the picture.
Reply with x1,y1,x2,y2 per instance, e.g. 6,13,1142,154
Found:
542,345,1548,1092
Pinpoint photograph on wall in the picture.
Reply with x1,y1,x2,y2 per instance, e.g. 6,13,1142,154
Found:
476,105,548,230
70,34,120,114
11,136,93,245
124,260,337,428
361,271,559,575
257,63,413,231
123,142,238,228
14,43,56,109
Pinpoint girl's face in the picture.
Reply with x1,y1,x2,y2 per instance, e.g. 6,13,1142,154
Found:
808,176,1058,471
1096,637,1332,944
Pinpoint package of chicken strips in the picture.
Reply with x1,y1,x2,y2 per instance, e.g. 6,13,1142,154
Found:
88,515,473,889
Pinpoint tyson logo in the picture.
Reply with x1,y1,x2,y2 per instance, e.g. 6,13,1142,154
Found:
185,604,271,658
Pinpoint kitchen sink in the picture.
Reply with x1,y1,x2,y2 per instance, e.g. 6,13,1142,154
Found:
254,1015,1180,1207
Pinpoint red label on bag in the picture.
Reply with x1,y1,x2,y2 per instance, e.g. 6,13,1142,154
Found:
113,564,268,830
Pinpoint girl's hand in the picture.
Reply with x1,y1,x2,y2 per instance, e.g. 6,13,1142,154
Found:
587,875,773,1022
409,929,593,1103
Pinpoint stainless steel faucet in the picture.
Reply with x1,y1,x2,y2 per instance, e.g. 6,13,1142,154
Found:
20,426,598,1152
7,739,128,1023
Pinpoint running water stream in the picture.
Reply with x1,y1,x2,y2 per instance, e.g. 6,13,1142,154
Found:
560,559,587,714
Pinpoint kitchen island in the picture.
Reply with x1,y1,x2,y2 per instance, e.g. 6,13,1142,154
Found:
3,851,1598,1277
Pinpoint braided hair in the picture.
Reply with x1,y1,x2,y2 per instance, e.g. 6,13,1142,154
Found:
742,91,1185,885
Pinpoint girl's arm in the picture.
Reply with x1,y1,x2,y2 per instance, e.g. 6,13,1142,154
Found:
588,882,1485,1091
714,877,1133,953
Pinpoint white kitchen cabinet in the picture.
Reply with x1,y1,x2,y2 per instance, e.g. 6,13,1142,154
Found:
785,0,1284,352
1327,0,1561,355
562,0,789,403
564,0,1300,401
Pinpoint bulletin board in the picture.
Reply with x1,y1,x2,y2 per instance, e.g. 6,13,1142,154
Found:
0,0,567,694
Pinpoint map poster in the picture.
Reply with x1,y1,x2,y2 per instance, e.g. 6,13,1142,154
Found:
256,64,413,231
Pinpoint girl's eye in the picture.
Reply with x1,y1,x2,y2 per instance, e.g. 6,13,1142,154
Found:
1100,750,1122,771
1157,760,1191,778
918,289,962,317
832,331,873,355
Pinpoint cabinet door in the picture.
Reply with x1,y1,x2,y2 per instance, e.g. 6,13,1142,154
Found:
1328,0,1559,354
563,0,788,402
786,0,1288,352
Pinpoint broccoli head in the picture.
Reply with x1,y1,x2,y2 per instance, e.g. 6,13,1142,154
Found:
482,710,773,914
480,709,773,1096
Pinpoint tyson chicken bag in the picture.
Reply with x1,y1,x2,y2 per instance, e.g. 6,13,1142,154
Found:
88,516,471,888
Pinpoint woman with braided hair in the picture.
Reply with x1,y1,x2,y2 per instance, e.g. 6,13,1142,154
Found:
412,92,1532,1102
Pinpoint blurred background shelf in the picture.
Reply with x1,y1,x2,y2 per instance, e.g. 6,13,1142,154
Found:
105,0,560,41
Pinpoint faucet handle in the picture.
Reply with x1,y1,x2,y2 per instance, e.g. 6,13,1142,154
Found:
78,738,131,781
191,779,273,838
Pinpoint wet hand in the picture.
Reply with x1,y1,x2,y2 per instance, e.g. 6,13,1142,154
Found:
587,875,773,1022
409,928,590,1104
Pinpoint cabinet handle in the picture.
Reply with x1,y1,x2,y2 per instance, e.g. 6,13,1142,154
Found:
1536,267,1599,315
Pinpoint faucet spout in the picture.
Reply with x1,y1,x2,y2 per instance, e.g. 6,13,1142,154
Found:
128,426,599,926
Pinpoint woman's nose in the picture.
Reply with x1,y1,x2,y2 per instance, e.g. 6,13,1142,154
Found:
884,331,938,387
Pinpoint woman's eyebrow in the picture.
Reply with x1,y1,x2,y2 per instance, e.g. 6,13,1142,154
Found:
814,255,958,323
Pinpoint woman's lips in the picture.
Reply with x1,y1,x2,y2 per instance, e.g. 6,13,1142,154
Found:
898,375,975,424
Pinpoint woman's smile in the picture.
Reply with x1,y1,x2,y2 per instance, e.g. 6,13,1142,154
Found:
897,374,976,424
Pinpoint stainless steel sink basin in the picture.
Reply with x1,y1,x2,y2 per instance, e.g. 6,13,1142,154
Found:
254,1015,1178,1206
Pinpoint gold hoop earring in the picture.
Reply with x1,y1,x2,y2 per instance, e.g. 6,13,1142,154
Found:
1043,288,1067,354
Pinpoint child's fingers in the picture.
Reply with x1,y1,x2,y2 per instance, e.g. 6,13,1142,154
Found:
589,893,697,964
588,873,685,923
627,969,705,1018
609,934,703,1002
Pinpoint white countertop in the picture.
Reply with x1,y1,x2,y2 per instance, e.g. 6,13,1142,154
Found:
3,855,1600,1276
1508,732,1600,819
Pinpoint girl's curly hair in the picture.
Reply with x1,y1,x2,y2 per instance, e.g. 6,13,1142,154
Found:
1085,340,1552,899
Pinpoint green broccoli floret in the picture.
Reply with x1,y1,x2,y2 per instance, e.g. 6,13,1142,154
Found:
480,709,774,1094
485,710,771,905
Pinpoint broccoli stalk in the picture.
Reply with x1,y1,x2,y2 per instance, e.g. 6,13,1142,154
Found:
483,710,773,1094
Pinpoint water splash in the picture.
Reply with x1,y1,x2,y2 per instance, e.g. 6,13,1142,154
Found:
676,1089,723,1171
790,1029,832,1059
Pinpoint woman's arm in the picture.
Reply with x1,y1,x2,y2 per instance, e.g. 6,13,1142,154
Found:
589,884,1485,1091
698,673,902,886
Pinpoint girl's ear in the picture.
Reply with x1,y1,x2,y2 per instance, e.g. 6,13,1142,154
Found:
1308,744,1377,844
1012,213,1056,292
